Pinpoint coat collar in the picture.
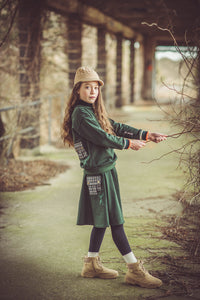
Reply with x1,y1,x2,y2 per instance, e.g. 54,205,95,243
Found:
76,99,93,108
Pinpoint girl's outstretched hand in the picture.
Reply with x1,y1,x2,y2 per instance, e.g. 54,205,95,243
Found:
129,140,146,151
148,132,167,143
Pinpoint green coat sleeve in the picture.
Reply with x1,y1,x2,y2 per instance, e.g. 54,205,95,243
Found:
72,108,129,149
109,119,148,140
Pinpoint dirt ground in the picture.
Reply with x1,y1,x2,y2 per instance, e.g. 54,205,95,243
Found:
0,159,69,192
0,106,200,300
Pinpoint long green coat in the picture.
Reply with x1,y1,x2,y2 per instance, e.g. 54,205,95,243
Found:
72,100,148,227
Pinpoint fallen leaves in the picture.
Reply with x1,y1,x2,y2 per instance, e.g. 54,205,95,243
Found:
0,159,69,191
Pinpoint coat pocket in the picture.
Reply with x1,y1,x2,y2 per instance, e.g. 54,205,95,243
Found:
86,175,102,196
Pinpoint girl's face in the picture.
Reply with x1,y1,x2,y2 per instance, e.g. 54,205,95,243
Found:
78,81,99,104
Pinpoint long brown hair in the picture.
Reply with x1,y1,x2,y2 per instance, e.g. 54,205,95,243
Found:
62,82,114,146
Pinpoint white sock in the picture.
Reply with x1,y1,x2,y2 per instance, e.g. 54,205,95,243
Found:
88,252,99,257
123,252,137,264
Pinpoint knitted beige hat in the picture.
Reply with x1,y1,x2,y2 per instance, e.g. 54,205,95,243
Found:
74,66,104,86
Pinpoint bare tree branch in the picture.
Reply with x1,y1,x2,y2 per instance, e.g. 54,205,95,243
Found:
0,1,18,48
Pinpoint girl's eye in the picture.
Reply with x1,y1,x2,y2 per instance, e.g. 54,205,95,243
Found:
85,85,98,90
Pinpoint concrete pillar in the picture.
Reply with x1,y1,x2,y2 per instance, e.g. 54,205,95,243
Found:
130,40,135,103
141,36,156,100
67,15,82,90
197,50,200,101
134,41,144,102
97,27,106,99
18,0,44,148
116,34,123,107
105,33,117,109
82,24,97,68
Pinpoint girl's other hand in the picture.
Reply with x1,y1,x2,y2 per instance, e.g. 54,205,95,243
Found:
129,140,146,151
148,132,167,143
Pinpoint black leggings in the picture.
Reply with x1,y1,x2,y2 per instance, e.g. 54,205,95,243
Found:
89,224,132,256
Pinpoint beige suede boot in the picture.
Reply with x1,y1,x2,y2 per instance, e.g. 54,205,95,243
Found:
81,256,118,279
125,261,163,288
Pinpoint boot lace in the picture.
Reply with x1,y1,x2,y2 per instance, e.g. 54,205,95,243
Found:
96,257,103,269
139,261,147,273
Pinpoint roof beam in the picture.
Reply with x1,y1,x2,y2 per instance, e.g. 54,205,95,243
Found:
46,0,143,41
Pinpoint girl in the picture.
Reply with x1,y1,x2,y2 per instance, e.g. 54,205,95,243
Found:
62,66,167,289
